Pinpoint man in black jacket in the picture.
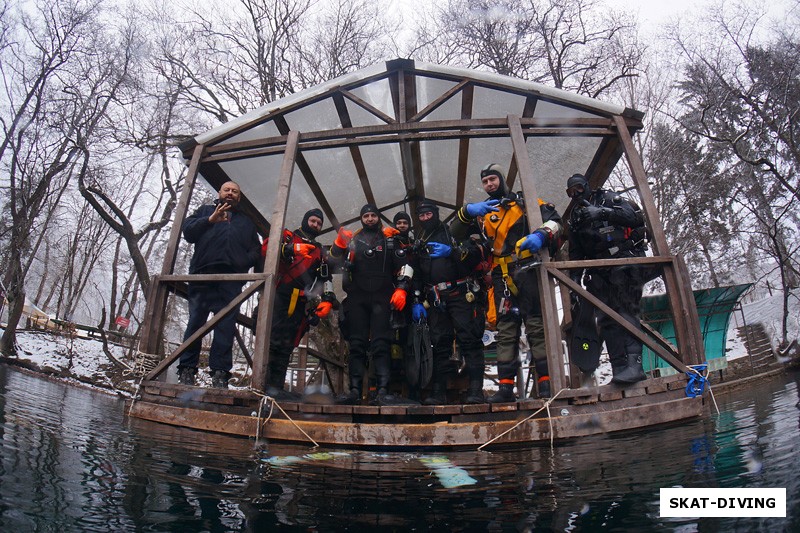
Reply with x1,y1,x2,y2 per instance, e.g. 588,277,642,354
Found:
178,181,261,388
566,173,649,384
412,199,488,404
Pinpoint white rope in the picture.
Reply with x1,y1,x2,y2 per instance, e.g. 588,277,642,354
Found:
478,388,564,451
248,388,319,448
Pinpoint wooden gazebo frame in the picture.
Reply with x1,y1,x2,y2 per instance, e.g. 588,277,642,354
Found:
138,59,705,399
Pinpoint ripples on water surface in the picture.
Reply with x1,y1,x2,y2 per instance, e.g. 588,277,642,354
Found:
0,364,798,531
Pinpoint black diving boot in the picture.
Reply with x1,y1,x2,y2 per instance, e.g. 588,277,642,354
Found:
423,380,447,405
266,386,302,402
373,388,417,406
612,353,646,384
537,376,551,399
465,376,486,404
335,388,362,405
178,366,197,386
488,383,516,403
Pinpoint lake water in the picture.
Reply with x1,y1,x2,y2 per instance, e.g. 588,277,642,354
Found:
0,364,798,531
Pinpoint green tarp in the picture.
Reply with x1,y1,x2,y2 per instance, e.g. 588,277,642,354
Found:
640,283,753,375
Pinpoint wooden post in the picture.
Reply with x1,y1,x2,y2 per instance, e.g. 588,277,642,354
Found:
138,144,204,362
251,130,300,392
613,116,704,365
507,114,565,393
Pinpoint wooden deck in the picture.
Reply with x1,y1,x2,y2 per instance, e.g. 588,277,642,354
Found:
127,373,704,449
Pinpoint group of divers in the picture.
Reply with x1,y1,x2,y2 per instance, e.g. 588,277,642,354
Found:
176,164,653,407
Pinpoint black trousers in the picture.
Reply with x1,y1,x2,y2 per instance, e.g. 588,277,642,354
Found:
341,289,393,390
181,280,243,372
428,286,485,378
586,268,644,362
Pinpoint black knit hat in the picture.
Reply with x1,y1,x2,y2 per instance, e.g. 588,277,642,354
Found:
360,203,379,217
393,211,411,224
416,198,438,216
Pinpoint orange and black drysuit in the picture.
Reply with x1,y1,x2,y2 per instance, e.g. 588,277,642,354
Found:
453,192,562,398
261,221,333,392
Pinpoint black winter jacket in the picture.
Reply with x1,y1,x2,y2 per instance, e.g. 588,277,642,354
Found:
183,204,261,274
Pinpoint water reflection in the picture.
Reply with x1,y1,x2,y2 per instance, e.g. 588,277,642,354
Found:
0,364,798,531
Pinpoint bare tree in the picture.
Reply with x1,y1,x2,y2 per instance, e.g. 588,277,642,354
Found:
292,0,397,87
412,0,642,97
157,0,314,121
671,0,799,345
0,0,117,354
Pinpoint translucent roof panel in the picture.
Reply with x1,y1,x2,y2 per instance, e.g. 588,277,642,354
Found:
284,98,342,132
348,77,396,122
358,143,406,207
419,139,461,203
527,136,604,214
533,99,604,120
463,137,516,204
217,152,283,215
345,98,392,127
415,76,459,114
419,89,461,122
471,86,528,120
215,119,281,147
300,147,368,226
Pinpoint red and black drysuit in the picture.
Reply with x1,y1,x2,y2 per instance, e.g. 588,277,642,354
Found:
261,226,333,391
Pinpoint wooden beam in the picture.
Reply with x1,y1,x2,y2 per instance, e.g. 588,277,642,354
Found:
409,79,469,122
455,84,474,208
613,115,702,363
273,116,340,227
507,114,565,393
139,144,205,364
548,267,692,374
251,130,301,391
507,96,538,190
332,92,376,208
340,88,397,124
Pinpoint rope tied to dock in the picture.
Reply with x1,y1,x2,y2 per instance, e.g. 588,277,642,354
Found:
249,388,319,448
686,363,719,415
477,388,564,451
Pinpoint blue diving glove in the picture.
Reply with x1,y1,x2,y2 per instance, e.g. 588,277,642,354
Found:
427,242,452,258
465,199,500,217
412,303,427,322
516,231,546,255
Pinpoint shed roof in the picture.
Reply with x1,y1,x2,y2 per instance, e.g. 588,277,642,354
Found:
183,59,643,238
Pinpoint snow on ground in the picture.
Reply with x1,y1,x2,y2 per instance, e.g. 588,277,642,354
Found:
731,289,800,356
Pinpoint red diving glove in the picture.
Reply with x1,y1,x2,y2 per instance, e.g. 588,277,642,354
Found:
382,227,400,238
315,300,333,318
334,227,353,248
390,288,407,311
293,243,315,259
